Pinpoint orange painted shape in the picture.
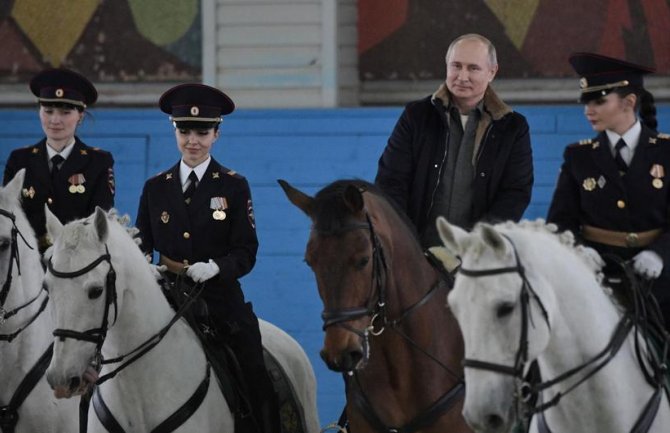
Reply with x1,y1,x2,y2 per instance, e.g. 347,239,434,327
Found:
358,0,408,54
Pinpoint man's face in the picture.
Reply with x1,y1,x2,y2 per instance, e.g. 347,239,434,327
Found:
446,39,498,110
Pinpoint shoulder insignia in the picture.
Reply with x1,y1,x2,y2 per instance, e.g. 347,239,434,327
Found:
226,170,237,176
657,132,670,140
31,147,40,154
579,139,592,145
80,149,88,155
165,172,173,180
212,172,220,179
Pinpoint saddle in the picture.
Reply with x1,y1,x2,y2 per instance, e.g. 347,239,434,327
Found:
160,277,307,433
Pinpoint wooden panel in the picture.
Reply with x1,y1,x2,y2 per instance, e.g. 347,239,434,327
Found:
219,4,320,24
218,24,321,46
218,46,321,68
219,66,322,88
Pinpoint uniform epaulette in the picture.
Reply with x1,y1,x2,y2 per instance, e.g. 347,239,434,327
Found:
657,132,670,140
579,139,592,145
571,138,600,150
226,169,242,178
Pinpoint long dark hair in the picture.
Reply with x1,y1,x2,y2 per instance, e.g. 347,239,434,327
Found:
613,86,657,132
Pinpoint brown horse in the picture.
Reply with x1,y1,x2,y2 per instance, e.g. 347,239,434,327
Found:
279,179,472,433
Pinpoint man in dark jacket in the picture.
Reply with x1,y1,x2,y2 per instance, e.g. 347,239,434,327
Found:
375,33,533,248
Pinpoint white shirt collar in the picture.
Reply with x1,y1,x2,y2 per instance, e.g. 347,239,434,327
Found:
606,120,641,154
180,156,211,186
46,138,76,161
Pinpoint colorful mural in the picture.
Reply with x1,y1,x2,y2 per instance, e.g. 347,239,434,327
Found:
0,0,201,84
359,0,670,80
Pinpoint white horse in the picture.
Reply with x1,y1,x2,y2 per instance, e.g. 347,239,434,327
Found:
43,206,319,433
434,217,670,433
0,169,78,433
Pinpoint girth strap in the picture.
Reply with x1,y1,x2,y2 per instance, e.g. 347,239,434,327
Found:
0,343,53,433
91,363,211,433
350,379,465,433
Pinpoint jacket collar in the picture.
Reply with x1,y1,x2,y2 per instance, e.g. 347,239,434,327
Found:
431,83,511,120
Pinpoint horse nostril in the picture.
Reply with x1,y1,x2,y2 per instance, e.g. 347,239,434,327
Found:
485,413,504,429
68,376,81,391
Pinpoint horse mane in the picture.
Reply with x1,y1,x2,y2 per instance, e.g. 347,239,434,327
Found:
487,219,625,310
313,179,420,242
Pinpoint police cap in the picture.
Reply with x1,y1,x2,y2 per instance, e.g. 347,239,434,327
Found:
29,68,97,109
569,52,654,103
159,83,234,125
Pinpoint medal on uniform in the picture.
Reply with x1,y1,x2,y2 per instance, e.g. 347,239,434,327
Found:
161,211,170,224
597,175,606,189
582,177,596,191
210,197,228,220
22,186,35,199
68,174,86,194
650,164,665,189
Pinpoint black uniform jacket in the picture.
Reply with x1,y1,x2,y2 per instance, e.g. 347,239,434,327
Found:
375,84,533,234
3,138,115,239
547,127,670,303
135,158,258,307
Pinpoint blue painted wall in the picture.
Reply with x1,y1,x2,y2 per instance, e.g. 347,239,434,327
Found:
2,104,670,425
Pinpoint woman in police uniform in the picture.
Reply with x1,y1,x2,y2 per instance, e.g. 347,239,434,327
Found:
547,52,670,328
3,68,115,252
135,84,278,433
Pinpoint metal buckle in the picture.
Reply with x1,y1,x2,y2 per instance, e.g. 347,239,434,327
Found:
625,232,639,247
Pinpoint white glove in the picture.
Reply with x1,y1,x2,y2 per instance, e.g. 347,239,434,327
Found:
149,264,167,280
186,259,220,283
632,250,664,279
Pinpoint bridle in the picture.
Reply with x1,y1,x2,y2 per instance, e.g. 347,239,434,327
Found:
316,205,466,433
48,246,118,357
457,234,638,418
0,208,47,342
318,212,445,362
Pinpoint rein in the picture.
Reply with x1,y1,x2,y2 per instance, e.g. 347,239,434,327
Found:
457,234,663,430
318,208,464,433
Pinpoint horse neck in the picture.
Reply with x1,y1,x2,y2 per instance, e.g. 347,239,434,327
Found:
0,232,50,383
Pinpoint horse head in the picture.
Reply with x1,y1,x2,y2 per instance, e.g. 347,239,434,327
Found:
280,179,439,375
435,217,555,433
44,206,159,399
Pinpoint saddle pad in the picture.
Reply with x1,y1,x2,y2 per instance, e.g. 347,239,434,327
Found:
263,348,308,433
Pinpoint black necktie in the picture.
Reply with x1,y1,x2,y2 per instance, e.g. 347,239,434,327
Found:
183,171,198,205
51,154,64,181
614,139,628,175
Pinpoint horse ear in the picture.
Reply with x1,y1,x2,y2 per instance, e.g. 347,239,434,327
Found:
342,185,364,213
4,168,26,200
45,204,63,242
278,179,314,216
479,223,508,256
436,216,469,255
93,207,109,242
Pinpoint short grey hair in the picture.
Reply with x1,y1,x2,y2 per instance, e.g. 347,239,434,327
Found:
445,33,498,67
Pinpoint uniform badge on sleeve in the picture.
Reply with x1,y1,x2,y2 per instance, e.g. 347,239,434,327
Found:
247,199,256,229
108,168,116,194
22,186,36,199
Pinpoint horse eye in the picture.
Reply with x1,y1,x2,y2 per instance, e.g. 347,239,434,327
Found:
0,239,10,251
88,286,104,300
355,257,370,269
496,302,515,318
